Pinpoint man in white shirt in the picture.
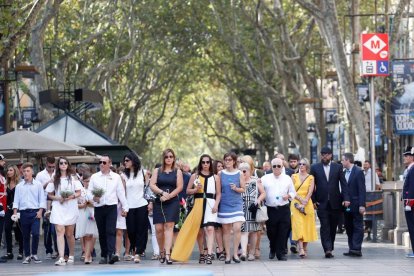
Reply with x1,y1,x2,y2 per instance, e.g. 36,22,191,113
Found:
89,155,129,265
261,158,296,261
363,160,381,192
36,156,58,259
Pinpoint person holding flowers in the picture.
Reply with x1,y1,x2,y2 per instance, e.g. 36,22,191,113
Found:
46,157,82,266
75,172,98,264
89,155,129,265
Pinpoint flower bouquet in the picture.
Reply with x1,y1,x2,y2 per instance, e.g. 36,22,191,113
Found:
91,187,105,198
60,190,74,199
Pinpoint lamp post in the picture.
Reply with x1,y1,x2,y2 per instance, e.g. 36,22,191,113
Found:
288,141,297,155
307,124,316,164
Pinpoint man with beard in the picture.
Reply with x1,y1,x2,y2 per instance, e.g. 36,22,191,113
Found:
310,147,350,258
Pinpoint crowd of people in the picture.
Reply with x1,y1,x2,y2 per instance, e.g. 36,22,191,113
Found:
0,144,413,266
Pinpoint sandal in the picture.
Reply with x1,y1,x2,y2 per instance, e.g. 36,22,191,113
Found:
199,254,205,264
206,254,212,265
165,254,173,265
218,252,226,261
299,247,305,258
254,248,260,259
159,251,165,264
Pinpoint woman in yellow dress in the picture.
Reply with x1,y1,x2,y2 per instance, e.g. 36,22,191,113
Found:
171,154,221,264
291,158,317,258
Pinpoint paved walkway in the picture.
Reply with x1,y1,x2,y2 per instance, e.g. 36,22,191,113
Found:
0,230,412,275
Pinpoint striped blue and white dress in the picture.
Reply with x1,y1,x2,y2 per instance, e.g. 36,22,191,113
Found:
217,169,245,224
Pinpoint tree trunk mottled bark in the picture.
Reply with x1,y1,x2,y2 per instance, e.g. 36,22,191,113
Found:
296,0,369,156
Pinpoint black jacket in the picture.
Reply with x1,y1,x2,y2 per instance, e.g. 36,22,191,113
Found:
310,162,349,210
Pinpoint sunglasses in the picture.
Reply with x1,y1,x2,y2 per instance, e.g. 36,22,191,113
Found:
164,155,174,159
124,159,131,163
99,161,108,165
59,161,68,165
201,161,210,164
298,163,306,166
272,164,282,169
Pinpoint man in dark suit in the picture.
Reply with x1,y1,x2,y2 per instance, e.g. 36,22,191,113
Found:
402,146,414,258
310,146,350,258
341,152,366,257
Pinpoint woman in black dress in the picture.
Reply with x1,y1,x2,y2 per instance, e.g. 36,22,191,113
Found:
150,149,183,264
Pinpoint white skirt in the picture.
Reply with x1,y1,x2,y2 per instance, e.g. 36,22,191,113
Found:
116,203,126,230
75,207,98,238
50,200,79,226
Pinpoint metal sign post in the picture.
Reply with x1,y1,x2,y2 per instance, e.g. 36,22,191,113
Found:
360,33,390,242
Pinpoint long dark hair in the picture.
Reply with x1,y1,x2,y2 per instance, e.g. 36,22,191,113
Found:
53,157,73,191
123,152,141,179
197,154,213,175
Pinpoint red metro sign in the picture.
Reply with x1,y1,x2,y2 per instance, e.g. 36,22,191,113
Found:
360,33,389,76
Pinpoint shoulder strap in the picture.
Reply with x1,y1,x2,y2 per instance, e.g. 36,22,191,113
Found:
296,175,310,192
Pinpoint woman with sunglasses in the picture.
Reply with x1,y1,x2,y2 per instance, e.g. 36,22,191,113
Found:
46,157,82,265
290,158,317,258
75,172,98,264
121,153,149,263
172,154,221,264
150,149,183,265
217,152,246,264
239,162,266,261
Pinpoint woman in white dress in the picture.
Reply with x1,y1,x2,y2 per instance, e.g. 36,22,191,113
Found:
46,157,82,266
75,172,98,264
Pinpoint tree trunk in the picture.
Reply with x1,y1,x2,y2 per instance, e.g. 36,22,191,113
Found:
296,0,369,156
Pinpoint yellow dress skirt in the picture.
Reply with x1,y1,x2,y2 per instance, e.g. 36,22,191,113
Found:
171,174,217,262
291,174,318,242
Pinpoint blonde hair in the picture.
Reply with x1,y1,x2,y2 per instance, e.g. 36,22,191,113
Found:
241,155,255,172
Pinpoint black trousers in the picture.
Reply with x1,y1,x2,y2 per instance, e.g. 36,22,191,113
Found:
405,208,414,253
126,205,148,255
344,211,364,251
316,206,341,252
95,205,117,258
266,205,290,258
4,209,23,254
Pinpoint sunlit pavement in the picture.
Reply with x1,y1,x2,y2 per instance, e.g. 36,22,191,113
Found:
0,230,412,276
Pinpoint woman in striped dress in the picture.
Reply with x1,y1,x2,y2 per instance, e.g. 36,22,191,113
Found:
239,162,266,261
217,152,246,264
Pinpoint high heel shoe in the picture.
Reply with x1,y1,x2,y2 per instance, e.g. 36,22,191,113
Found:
165,254,173,265
299,247,305,258
232,256,241,263
199,254,205,264
159,251,166,264
206,254,212,265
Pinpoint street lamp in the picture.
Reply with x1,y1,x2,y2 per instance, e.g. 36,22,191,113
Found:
307,124,316,164
288,141,297,154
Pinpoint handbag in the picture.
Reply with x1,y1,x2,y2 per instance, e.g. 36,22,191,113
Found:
253,179,268,222
142,170,156,201
256,205,268,222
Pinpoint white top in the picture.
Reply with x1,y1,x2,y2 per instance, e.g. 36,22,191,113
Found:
122,170,148,209
88,171,129,212
36,169,54,198
45,176,82,225
364,168,380,192
261,173,296,207
36,169,54,187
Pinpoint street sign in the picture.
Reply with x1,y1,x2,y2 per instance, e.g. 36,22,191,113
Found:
360,33,389,76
